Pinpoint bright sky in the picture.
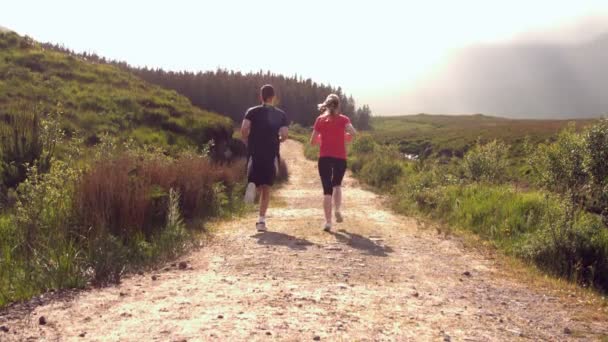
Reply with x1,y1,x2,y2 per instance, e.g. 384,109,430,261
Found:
2,0,608,115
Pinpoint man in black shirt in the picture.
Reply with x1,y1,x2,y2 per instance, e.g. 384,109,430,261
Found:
241,84,289,231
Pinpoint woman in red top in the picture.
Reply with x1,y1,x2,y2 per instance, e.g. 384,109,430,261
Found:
310,94,357,231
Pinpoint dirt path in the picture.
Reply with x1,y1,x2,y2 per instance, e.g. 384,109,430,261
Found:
2,140,607,341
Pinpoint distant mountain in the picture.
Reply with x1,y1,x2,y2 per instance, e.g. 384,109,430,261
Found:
408,33,608,119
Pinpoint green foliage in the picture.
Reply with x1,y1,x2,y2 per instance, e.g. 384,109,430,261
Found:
529,120,608,224
0,31,313,308
87,234,129,285
583,119,608,223
0,110,41,191
0,106,66,200
0,133,246,307
287,123,310,144
303,144,319,161
463,140,508,183
584,119,608,186
529,124,588,196
2,158,87,302
521,200,608,290
356,146,403,190
349,118,608,293
350,133,376,155
156,189,189,260
425,185,546,245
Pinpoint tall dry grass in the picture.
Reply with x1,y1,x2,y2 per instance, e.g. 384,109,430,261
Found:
76,151,244,240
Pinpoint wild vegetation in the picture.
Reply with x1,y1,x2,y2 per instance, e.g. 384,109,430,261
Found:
0,109,247,307
0,31,253,308
302,116,608,293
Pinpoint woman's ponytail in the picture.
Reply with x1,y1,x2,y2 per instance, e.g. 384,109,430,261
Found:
318,94,340,116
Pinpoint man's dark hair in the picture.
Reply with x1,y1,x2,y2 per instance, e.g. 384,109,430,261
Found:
261,84,275,102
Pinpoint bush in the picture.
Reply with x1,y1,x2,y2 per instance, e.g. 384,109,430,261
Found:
350,133,376,155
0,107,63,195
288,123,310,144
529,124,587,196
77,149,242,240
392,163,453,214
583,118,608,224
463,140,508,183
521,200,608,292
87,234,129,285
358,150,403,190
0,140,246,307
303,143,318,161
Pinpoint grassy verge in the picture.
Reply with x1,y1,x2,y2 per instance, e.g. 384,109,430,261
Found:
0,140,247,308
339,121,608,294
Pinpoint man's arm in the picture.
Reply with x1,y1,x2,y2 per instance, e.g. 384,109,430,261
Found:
279,126,289,142
241,119,251,143
278,111,290,142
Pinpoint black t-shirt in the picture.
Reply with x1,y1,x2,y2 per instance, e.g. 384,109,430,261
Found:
245,104,289,158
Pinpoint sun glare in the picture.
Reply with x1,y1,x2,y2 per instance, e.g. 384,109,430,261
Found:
1,0,607,114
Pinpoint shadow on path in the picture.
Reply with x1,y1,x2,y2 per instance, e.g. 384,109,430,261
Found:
251,231,315,251
329,229,394,257
0,288,80,321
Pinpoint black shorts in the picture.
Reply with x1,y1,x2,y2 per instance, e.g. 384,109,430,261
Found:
318,157,347,195
247,155,278,187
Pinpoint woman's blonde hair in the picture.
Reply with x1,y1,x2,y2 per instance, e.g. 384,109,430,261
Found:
318,94,340,116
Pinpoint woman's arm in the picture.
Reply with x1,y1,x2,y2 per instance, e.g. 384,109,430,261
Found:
346,123,357,136
310,130,321,145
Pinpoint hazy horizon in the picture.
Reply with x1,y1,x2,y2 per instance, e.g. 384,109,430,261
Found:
2,1,608,117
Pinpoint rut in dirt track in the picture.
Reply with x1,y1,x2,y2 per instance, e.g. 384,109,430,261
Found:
1,139,607,341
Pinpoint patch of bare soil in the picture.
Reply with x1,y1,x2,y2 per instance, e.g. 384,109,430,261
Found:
1,140,607,341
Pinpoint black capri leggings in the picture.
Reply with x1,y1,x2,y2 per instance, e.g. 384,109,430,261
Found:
318,157,347,195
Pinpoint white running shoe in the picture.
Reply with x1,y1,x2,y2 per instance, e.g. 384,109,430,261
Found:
244,182,256,204
256,221,267,232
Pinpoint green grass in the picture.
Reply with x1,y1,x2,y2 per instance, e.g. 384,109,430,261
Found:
0,32,232,148
393,182,608,291
371,114,595,157
402,184,549,252
345,119,608,293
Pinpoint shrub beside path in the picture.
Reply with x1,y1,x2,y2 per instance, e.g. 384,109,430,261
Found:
1,140,607,341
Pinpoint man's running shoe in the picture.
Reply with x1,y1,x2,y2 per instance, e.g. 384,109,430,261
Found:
335,211,343,223
244,182,256,204
323,223,332,232
256,221,267,232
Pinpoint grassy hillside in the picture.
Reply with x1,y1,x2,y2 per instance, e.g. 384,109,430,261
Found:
0,31,232,149
371,114,595,157
0,31,243,308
